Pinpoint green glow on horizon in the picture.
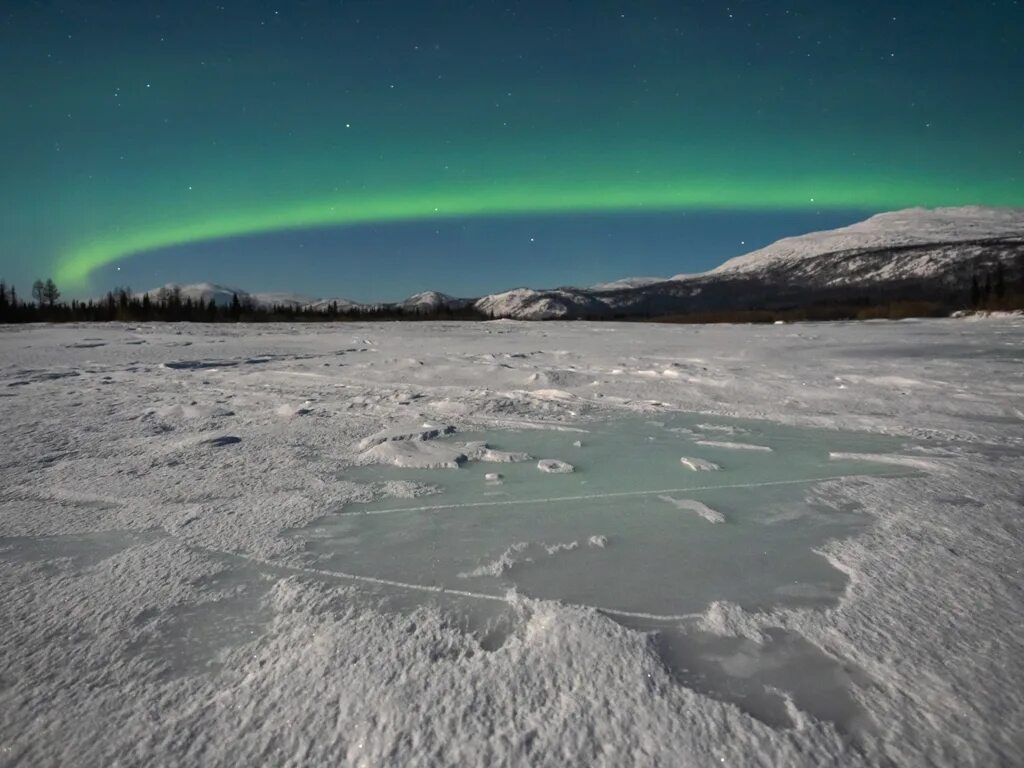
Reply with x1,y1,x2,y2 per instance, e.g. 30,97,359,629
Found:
54,175,1024,288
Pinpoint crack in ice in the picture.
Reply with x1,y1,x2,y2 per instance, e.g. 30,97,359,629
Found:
334,471,913,516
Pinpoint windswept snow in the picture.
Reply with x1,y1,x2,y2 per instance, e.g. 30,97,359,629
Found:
658,495,726,523
1,317,1023,766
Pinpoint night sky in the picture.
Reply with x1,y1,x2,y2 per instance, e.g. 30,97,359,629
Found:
2,1,1022,300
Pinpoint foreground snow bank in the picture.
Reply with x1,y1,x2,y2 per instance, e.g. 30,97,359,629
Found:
0,317,1021,766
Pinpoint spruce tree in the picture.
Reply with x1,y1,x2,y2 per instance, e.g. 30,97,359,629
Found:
43,279,60,307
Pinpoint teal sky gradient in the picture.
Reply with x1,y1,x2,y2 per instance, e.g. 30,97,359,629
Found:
2,1,1022,296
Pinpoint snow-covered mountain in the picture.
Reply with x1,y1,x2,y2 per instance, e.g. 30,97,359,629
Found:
303,297,364,312
142,283,346,310
475,206,1024,319
140,282,246,307
588,276,666,292
475,288,609,320
709,206,1024,277
400,291,473,312
138,284,468,314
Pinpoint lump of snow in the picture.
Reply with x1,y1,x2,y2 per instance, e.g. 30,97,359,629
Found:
464,441,532,463
355,424,456,451
544,540,579,555
695,440,773,452
537,459,574,474
360,441,467,469
658,495,726,524
680,456,721,471
458,542,531,578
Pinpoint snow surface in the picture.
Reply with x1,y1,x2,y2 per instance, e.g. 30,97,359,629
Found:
2,316,1023,765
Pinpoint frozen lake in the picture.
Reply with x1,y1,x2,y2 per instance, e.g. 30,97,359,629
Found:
1,318,1022,766
303,416,908,617
290,415,911,733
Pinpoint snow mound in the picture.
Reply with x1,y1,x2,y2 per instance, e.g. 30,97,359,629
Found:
696,440,773,452
537,459,575,474
360,440,468,469
680,456,721,471
355,424,457,452
463,442,532,463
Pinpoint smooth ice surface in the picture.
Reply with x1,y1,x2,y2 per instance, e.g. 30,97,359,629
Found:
292,416,908,732
300,416,907,618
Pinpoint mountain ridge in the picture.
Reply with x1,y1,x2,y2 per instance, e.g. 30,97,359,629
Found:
141,206,1024,319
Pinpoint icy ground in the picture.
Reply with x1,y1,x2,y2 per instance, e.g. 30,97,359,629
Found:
1,317,1022,766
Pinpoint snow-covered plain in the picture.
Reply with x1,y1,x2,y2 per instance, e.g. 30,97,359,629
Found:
1,317,1022,766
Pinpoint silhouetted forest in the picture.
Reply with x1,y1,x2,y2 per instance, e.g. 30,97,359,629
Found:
0,283,491,323
0,264,1021,325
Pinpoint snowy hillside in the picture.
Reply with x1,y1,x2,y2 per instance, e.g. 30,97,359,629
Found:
141,283,318,309
589,276,666,292
400,291,473,312
480,206,1024,318
475,288,609,320
141,282,251,307
304,297,364,312
710,206,1024,277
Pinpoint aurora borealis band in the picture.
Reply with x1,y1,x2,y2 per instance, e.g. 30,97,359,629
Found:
2,1,1023,298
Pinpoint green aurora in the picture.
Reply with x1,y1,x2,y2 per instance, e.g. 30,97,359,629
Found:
54,173,1024,289
4,1,1023,294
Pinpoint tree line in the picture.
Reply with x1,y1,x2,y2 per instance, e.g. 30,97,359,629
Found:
1,263,1020,325
0,281,491,323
